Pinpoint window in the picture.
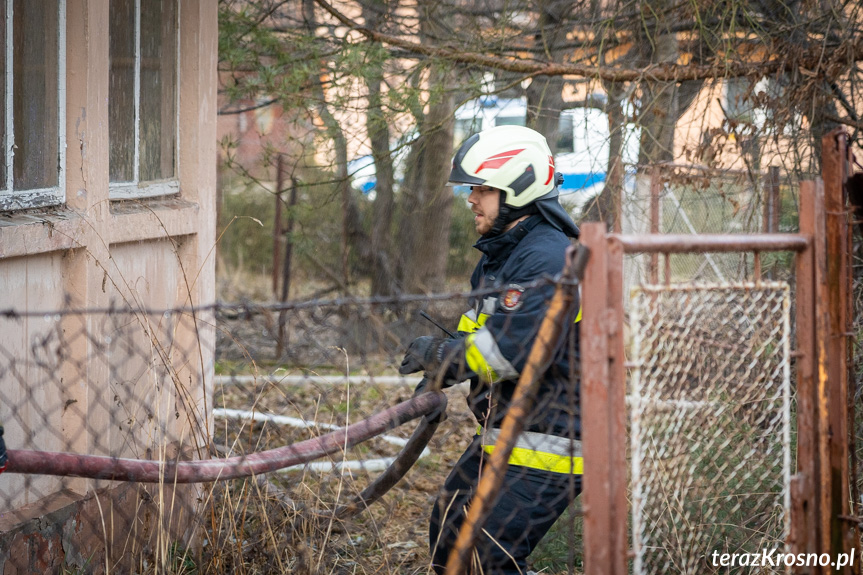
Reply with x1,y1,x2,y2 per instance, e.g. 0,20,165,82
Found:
454,118,481,146
724,78,757,124
109,0,178,199
557,112,574,153
0,0,65,211
494,116,525,127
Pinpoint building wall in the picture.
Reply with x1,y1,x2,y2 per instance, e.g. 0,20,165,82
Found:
216,88,312,178
0,0,217,560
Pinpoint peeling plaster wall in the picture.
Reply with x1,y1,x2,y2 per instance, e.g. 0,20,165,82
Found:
0,253,69,509
0,0,217,570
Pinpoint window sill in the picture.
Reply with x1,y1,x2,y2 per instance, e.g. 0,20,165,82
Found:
0,207,83,259
109,180,180,200
0,188,64,212
0,195,202,259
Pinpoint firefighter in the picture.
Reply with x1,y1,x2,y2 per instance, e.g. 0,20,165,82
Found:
399,125,582,574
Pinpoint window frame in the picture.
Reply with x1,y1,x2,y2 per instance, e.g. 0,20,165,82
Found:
0,0,66,212
109,0,180,201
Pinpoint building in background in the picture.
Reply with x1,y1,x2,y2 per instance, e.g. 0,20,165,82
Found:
0,1,217,571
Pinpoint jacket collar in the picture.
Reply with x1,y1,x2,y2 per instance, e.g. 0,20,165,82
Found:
473,215,543,263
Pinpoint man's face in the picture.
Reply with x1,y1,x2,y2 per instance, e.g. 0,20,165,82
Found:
468,185,501,235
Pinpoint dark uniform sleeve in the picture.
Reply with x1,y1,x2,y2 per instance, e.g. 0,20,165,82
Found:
461,244,564,383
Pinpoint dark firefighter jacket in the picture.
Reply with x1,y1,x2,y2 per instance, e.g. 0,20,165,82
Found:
452,213,582,475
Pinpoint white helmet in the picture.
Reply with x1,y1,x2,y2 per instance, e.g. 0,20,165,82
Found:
449,125,560,208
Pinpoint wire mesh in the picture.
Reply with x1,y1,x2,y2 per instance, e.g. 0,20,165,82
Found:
0,261,808,574
629,282,792,575
0,281,585,574
621,167,799,292
853,252,863,534
659,177,760,282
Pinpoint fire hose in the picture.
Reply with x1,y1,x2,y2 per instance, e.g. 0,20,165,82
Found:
335,391,446,518
2,391,445,486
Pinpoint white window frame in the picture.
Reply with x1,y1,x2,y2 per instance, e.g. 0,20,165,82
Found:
0,0,66,212
109,0,180,200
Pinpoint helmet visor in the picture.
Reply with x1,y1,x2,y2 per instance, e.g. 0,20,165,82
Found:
448,133,486,186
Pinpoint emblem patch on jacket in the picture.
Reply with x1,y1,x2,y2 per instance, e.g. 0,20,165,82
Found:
501,285,525,311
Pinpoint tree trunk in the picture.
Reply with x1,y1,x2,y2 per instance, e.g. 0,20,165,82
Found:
807,82,841,171
525,1,572,153
403,62,456,293
398,6,456,294
397,140,422,288
363,2,398,296
526,76,565,153
595,80,626,231
637,31,679,167
304,0,352,292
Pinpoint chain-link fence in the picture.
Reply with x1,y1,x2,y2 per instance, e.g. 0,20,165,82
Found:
0,275,588,574
621,167,800,289
1,229,853,574
629,283,792,574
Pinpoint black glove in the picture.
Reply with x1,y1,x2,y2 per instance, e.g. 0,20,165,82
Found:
399,336,449,375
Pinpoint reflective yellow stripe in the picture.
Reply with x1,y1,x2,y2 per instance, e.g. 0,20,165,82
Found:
458,314,479,333
457,312,490,333
465,333,498,382
575,306,582,323
482,444,584,474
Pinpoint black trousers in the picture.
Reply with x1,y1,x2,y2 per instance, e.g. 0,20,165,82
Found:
429,436,582,574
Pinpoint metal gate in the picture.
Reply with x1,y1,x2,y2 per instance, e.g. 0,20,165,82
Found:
579,130,860,575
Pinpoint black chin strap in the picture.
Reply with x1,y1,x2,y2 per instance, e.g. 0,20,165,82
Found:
486,196,539,238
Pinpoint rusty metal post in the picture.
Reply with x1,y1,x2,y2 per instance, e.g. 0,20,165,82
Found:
606,235,628,575
581,223,628,575
612,234,809,253
792,181,820,571
811,175,834,571
822,130,859,571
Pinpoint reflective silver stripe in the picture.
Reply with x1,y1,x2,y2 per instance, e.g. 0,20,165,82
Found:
463,309,478,322
480,296,497,315
480,427,583,458
471,327,518,380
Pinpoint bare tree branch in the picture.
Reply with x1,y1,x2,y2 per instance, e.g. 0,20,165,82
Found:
312,0,863,82
219,98,279,116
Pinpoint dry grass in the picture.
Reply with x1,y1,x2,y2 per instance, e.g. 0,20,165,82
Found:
189,379,478,574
